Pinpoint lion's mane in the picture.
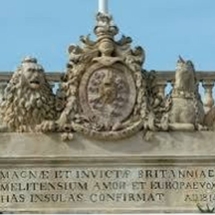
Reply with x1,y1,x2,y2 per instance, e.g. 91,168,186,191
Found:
0,57,56,132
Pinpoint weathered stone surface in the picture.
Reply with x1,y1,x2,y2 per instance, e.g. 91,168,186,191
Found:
0,57,57,133
0,132,215,213
151,56,205,132
1,131,215,157
52,12,147,140
0,11,215,214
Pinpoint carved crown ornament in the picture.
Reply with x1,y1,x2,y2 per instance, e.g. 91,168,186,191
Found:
0,13,212,140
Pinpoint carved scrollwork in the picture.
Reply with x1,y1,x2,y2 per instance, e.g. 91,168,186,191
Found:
54,13,147,140
1,12,212,140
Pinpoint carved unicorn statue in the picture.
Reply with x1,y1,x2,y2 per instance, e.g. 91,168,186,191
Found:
161,56,205,131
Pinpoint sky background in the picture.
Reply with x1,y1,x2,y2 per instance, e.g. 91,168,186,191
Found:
0,0,215,72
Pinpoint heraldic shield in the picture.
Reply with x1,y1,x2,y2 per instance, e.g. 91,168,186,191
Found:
54,13,147,140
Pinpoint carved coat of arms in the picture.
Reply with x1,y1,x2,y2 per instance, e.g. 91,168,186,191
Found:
55,13,147,139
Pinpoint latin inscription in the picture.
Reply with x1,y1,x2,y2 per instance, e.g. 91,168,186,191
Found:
0,167,215,209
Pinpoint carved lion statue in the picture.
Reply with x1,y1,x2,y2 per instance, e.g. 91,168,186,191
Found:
164,56,205,130
0,57,57,132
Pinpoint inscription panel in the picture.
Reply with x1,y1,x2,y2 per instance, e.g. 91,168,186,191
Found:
0,163,214,212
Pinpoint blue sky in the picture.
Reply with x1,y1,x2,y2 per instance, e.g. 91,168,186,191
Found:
0,0,215,71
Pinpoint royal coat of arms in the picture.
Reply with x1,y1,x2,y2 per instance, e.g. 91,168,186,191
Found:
55,13,147,140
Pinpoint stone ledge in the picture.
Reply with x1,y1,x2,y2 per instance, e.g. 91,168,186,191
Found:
0,132,213,213
0,207,198,214
0,131,214,157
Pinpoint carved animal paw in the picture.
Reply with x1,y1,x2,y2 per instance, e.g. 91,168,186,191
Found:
59,123,73,133
196,124,209,131
61,132,74,141
17,125,28,133
144,112,157,131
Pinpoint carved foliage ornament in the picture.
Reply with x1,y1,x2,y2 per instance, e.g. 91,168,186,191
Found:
56,13,147,139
